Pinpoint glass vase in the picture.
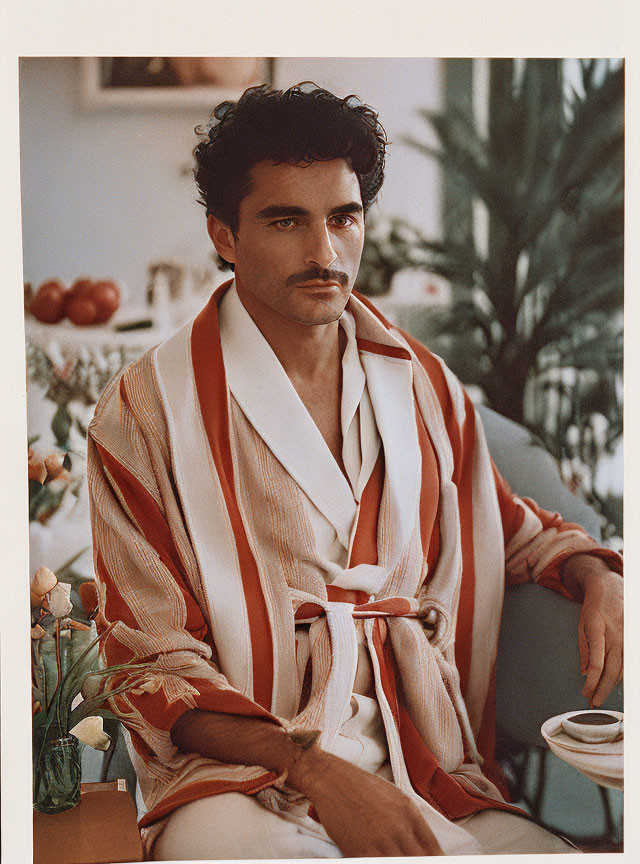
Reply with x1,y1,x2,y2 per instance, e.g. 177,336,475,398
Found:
33,735,82,814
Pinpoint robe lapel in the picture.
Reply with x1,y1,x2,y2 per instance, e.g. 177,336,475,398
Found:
347,294,423,566
360,349,422,564
219,285,357,550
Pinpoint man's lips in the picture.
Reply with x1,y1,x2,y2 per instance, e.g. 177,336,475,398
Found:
296,280,342,289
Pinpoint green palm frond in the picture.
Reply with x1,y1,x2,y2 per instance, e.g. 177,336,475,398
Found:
359,58,623,448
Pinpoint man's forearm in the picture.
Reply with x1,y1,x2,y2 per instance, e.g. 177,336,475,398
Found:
170,708,320,796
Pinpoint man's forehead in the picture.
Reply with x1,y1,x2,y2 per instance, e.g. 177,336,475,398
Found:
243,158,362,208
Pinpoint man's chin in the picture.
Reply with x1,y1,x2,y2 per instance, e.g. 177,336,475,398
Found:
285,314,343,328
286,291,351,326
287,304,348,327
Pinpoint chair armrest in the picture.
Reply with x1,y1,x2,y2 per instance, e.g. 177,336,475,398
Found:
496,583,622,747
476,404,602,539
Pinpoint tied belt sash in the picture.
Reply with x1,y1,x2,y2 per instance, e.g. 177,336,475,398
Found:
289,581,457,761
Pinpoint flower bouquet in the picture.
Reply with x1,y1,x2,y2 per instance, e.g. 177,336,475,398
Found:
31,567,148,813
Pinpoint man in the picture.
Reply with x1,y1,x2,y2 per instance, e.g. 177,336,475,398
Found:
87,83,623,858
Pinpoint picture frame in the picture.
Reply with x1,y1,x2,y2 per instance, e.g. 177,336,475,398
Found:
80,57,274,109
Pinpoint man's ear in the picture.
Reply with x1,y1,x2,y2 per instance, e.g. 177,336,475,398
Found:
207,215,237,264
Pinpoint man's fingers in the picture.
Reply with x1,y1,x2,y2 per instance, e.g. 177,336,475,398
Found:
577,621,589,676
582,626,605,701
592,646,623,707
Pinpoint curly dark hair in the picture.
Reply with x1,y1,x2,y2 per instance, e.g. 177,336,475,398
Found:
193,82,388,235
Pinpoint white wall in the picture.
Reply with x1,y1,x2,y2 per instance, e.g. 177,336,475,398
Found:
19,57,443,301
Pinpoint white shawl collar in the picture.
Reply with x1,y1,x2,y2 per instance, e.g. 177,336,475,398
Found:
219,284,358,550
219,285,422,567
348,295,422,566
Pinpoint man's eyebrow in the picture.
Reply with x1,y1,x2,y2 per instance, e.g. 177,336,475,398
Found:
255,205,309,219
328,202,363,217
254,202,364,220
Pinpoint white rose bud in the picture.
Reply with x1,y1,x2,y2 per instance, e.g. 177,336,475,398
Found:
46,581,73,618
69,715,112,751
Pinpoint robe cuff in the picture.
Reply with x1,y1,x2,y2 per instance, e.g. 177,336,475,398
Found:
536,547,623,601
113,674,282,741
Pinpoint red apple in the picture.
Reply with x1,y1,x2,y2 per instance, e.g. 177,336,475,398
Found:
30,280,67,324
67,296,99,326
69,277,94,298
91,280,121,323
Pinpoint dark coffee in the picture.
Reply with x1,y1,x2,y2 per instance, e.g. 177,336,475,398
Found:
570,712,618,725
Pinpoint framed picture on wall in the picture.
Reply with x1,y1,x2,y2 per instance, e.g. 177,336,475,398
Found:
80,57,274,109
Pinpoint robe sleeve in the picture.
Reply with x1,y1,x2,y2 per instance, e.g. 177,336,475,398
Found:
491,458,623,598
87,364,283,772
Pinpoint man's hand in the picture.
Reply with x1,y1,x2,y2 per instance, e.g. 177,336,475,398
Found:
562,554,623,707
290,745,443,857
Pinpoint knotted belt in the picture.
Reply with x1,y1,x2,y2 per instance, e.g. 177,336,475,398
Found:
289,584,447,753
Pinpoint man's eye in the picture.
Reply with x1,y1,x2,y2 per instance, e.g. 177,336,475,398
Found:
331,215,354,227
272,218,296,229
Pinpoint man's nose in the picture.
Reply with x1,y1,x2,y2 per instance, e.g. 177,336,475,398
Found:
305,223,338,269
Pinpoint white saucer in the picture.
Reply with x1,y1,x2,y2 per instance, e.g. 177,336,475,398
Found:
541,712,623,790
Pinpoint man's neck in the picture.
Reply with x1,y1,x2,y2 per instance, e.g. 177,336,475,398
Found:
232,280,349,478
234,285,345,385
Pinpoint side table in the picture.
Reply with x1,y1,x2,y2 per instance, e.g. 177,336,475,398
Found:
33,780,143,864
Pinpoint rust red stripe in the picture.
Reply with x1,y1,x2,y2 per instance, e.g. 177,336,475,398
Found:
190,281,274,711
473,667,510,800
95,441,211,646
349,449,384,567
326,586,371,605
372,613,523,820
401,331,463,462
356,336,412,361
453,391,478,697
414,405,441,560
294,602,325,620
397,699,521,819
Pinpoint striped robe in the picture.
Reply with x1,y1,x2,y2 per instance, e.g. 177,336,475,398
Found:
87,280,622,855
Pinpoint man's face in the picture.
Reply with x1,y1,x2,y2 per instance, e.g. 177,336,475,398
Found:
211,158,365,326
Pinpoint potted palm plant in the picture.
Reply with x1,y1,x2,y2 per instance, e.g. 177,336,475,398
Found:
356,59,623,532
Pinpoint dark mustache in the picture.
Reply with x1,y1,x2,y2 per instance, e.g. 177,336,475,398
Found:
285,268,349,288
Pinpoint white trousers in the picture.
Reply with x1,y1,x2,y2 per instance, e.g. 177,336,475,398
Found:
150,791,579,859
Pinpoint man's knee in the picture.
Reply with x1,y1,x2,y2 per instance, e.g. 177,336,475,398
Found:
150,792,341,860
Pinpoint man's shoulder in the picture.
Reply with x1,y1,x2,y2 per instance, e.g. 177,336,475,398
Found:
90,346,163,438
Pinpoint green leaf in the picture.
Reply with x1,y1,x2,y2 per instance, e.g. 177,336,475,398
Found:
51,404,72,449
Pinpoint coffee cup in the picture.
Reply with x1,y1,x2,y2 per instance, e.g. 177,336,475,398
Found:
561,710,623,743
